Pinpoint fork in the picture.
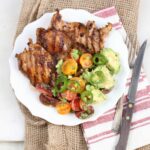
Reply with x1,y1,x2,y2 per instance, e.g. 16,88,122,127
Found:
112,34,138,132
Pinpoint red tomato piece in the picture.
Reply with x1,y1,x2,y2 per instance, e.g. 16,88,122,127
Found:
61,90,78,101
36,84,52,97
71,99,81,111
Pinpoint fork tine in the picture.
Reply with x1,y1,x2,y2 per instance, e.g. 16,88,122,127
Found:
127,34,138,68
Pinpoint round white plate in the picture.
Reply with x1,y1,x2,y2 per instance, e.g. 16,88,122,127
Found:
9,9,129,126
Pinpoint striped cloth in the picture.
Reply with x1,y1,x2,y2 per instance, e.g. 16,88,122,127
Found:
82,6,150,150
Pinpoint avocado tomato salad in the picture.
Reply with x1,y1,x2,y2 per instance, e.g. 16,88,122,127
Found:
38,48,120,119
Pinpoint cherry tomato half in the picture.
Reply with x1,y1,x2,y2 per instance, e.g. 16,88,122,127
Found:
61,59,78,75
61,90,78,101
79,53,93,69
70,77,85,93
56,101,71,115
71,99,81,111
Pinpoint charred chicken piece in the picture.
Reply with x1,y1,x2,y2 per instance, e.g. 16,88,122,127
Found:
40,93,59,106
86,21,102,53
51,11,89,50
36,28,72,54
86,21,95,53
99,23,112,49
16,41,53,86
51,10,112,53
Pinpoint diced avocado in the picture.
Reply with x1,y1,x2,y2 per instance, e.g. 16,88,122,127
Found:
90,71,101,83
86,85,106,103
82,66,114,90
101,48,120,74
90,71,105,84
92,89,106,103
81,69,92,82
86,85,95,91
93,66,115,89
82,69,105,85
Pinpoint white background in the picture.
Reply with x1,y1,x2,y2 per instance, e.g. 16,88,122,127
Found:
0,0,150,149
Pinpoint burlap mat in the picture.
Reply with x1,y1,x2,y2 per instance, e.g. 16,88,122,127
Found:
15,0,150,149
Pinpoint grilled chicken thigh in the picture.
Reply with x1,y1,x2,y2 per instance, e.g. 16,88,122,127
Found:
51,10,112,53
16,41,53,86
36,28,72,54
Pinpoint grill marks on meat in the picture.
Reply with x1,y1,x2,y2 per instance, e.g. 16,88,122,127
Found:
51,10,112,53
36,28,72,54
16,42,53,86
74,23,87,46
86,21,96,53
86,21,101,52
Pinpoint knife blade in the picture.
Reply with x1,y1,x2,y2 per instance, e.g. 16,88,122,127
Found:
127,40,147,103
115,40,147,150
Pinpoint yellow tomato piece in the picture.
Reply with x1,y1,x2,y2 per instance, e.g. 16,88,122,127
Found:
61,59,78,75
79,53,93,68
71,77,85,92
56,101,71,115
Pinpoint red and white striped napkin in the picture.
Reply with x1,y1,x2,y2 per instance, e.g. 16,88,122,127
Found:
82,6,150,150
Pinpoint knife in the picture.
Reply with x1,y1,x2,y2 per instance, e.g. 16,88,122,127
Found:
115,40,147,150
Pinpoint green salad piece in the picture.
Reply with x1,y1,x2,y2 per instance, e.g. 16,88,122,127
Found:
52,75,69,96
81,69,91,81
56,59,63,74
90,71,105,84
86,85,106,103
67,80,81,93
81,91,93,104
101,48,120,74
71,49,82,60
93,53,108,65
56,75,68,93
86,85,95,91
52,88,58,97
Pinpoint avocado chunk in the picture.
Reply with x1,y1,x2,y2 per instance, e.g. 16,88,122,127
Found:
82,66,114,90
86,85,106,103
93,66,115,89
92,89,106,103
101,48,120,74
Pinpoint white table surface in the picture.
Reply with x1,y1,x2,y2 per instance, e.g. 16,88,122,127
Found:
0,0,150,149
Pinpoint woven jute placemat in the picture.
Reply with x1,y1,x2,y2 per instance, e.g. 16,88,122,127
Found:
15,0,150,149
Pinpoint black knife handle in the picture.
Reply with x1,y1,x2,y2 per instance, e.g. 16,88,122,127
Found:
115,102,134,150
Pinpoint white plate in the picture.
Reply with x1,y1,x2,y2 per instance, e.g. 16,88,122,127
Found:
9,9,129,126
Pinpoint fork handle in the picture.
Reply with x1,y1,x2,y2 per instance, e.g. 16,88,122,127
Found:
115,102,134,150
